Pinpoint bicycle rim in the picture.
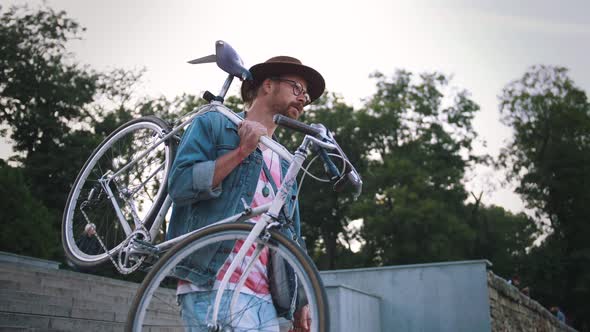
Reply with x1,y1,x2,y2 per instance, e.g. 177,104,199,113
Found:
126,223,329,332
62,117,173,266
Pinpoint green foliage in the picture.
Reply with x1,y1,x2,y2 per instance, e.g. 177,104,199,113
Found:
0,160,59,259
0,5,101,215
0,5,97,156
289,92,366,269
499,65,590,328
499,65,590,233
356,70,486,265
0,5,153,263
273,71,536,273
467,203,538,277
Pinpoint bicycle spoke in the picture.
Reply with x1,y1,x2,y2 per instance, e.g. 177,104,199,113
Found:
63,118,171,266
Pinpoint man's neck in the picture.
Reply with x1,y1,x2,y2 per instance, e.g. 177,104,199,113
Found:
246,105,278,137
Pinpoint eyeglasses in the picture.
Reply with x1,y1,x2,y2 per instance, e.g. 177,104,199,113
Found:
270,77,311,105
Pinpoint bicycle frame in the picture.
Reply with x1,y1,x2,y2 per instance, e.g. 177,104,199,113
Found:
109,101,338,327
100,101,294,240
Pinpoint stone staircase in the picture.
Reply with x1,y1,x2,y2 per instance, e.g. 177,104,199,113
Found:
0,252,383,332
0,255,181,331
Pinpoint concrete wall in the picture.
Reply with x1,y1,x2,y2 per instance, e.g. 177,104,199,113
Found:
324,284,381,332
488,272,576,332
321,260,492,332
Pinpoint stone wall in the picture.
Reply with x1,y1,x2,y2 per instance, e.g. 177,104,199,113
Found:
488,272,576,332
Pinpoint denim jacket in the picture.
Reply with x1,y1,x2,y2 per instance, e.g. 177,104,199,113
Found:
166,108,301,287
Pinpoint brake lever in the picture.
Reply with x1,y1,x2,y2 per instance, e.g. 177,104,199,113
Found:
330,138,363,199
310,123,331,141
309,123,363,198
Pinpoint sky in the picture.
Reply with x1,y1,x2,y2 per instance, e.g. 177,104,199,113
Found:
2,0,589,214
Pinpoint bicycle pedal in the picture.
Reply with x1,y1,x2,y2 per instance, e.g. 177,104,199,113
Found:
133,238,153,246
131,239,160,254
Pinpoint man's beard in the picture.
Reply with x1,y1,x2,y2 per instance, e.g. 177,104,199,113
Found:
270,89,302,119
277,101,302,120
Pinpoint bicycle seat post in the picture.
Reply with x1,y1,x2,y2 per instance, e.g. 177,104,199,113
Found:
217,74,234,101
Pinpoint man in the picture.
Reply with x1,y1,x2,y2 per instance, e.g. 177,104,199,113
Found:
76,223,100,255
166,56,325,331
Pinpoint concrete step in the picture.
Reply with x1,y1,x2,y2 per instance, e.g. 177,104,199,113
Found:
0,288,129,314
1,299,180,327
0,312,123,331
0,263,178,305
0,282,180,318
0,326,33,332
0,293,180,327
0,289,75,309
0,258,183,330
1,297,123,322
0,267,141,298
0,262,142,290
0,280,177,309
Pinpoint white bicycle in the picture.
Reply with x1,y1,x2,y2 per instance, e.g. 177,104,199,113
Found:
61,41,362,331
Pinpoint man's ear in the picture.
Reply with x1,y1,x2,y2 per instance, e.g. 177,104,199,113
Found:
261,78,273,95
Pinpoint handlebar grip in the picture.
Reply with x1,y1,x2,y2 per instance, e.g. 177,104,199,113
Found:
273,115,322,137
334,170,362,194
333,174,350,193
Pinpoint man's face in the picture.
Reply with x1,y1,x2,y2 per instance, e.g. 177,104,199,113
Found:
268,74,309,120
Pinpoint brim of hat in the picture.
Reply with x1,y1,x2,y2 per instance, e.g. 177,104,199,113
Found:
243,62,325,103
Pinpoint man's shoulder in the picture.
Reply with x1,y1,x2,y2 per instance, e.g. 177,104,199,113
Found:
195,106,242,126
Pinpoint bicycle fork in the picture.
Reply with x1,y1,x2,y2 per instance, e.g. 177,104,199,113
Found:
209,215,270,329
208,142,308,330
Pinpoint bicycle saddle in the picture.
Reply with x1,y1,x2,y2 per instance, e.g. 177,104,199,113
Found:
188,40,253,81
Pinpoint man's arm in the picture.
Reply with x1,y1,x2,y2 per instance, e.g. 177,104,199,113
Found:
168,115,267,206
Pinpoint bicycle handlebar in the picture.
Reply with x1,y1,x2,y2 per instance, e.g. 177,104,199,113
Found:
273,114,363,198
273,115,322,137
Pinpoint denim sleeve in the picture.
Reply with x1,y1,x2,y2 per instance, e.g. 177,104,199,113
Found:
168,112,222,206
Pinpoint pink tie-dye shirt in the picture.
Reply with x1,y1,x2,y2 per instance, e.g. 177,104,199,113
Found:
178,146,281,300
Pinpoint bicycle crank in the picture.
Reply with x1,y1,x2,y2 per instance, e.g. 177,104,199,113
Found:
117,229,153,274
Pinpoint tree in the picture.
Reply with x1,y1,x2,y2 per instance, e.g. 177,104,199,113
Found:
0,160,59,259
498,65,590,329
0,5,102,212
356,70,485,266
270,92,367,269
0,5,155,262
466,203,538,277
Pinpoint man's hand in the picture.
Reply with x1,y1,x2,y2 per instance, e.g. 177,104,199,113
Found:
290,304,310,332
237,120,268,157
212,120,267,187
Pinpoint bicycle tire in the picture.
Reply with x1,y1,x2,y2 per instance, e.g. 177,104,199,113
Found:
126,222,329,332
62,116,175,267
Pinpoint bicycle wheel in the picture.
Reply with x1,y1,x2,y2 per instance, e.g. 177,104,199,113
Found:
62,116,175,267
126,222,329,332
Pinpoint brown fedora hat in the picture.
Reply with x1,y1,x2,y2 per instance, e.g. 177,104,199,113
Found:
241,56,325,104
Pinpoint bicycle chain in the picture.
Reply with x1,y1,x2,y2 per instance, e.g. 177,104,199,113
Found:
80,203,127,274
